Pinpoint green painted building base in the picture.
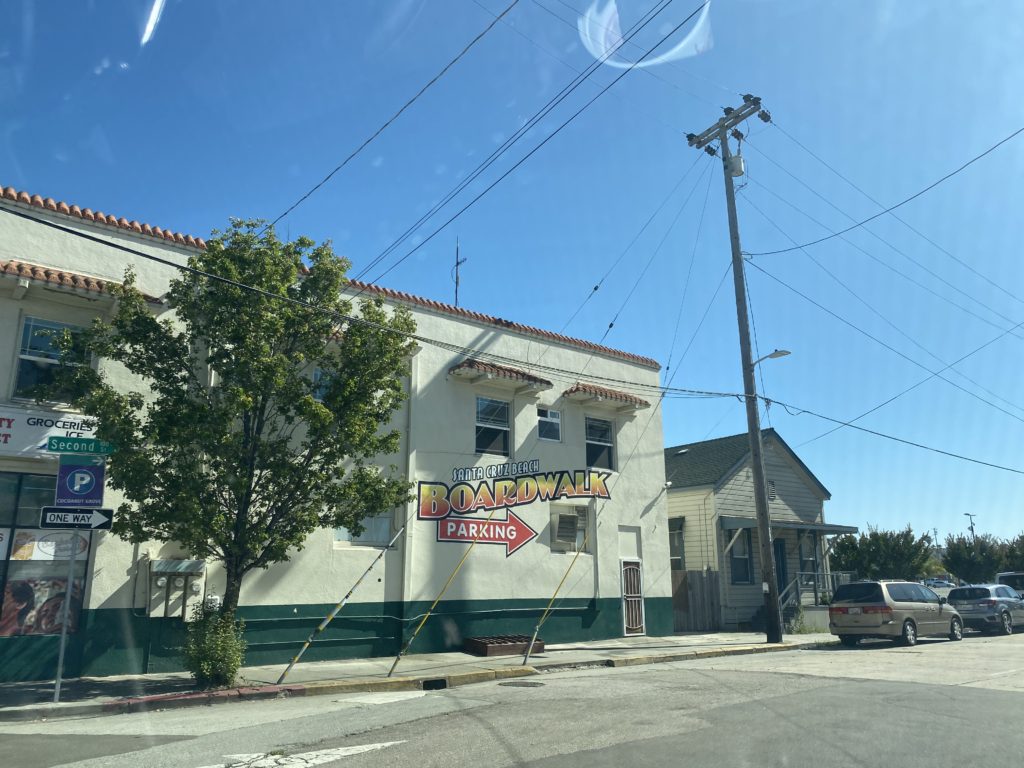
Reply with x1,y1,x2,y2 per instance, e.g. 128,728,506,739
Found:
0,596,673,683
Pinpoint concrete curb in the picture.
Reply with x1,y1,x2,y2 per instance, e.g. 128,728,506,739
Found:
0,639,835,722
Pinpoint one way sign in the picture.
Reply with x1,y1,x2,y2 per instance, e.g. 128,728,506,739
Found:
40,507,113,530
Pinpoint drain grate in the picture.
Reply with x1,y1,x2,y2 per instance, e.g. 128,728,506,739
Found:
498,680,545,688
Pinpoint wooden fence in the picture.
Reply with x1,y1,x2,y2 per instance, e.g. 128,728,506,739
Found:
671,569,721,632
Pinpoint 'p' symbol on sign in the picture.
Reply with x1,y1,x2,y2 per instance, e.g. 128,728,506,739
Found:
68,470,95,495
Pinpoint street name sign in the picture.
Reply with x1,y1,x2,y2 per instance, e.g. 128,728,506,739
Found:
39,507,113,530
46,437,113,455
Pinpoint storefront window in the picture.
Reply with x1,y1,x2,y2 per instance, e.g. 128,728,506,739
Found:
0,473,89,637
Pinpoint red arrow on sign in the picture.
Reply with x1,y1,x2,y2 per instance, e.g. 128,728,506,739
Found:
436,509,538,557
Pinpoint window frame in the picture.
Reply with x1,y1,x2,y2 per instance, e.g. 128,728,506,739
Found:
729,528,754,585
537,407,561,443
475,396,511,457
14,316,88,402
668,517,685,571
334,510,397,548
584,416,615,471
550,504,590,554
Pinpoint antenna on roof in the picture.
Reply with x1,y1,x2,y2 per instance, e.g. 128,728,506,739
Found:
452,237,467,307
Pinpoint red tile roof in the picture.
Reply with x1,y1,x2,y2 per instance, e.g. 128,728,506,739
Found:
449,359,553,387
347,279,660,370
1,182,659,370
1,184,206,249
563,382,650,408
0,259,162,304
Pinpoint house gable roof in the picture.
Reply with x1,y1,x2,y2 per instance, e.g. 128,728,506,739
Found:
664,428,831,499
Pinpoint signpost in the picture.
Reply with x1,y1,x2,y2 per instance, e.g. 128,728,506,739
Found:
39,507,113,531
46,445,110,703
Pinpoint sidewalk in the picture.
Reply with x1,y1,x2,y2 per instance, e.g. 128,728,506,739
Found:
0,632,835,721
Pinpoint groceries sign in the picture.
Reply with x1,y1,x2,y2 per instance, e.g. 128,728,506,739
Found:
0,406,96,458
417,460,611,557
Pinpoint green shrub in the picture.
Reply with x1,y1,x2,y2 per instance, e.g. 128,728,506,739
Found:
182,604,246,689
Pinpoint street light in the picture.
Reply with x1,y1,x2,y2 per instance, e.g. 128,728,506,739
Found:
964,512,977,541
752,349,791,368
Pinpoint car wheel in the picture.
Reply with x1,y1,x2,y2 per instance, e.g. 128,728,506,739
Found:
949,617,963,641
839,635,858,648
998,612,1013,636
900,620,917,646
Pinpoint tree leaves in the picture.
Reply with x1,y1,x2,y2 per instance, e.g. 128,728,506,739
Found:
55,220,415,611
830,527,933,581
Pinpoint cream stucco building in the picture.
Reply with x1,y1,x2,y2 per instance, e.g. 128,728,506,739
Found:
0,185,673,681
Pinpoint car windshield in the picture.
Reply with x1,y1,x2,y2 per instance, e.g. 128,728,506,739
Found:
832,583,884,603
998,574,1024,591
948,587,991,601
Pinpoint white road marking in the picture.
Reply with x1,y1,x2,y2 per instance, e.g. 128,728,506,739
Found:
337,691,427,705
196,741,404,768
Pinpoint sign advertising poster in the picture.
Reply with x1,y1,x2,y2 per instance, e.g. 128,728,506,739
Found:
0,531,89,637
55,454,105,508
416,461,612,557
0,406,96,458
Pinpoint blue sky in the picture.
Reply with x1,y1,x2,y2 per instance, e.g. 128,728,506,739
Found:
3,1,1023,540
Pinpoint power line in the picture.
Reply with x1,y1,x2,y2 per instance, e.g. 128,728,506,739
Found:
742,140,1024,340
666,165,714,372
744,257,1024,426
7,203,1019,477
258,0,522,236
597,159,714,345
0,204,733,403
471,0,692,134
351,0,681,286
740,188,1024,416
744,124,1024,257
743,262,771,427
770,120,1024,309
360,1,712,289
532,0,720,107
532,151,708,364
799,317,1024,448
768,395,1024,476
545,0,739,100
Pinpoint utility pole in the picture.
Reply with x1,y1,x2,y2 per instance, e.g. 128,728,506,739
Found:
453,238,467,307
964,512,977,541
687,95,783,643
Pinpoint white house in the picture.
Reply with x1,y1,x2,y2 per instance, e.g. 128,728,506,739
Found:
664,429,857,632
0,185,673,681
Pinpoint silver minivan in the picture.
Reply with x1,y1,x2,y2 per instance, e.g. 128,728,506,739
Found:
829,580,963,647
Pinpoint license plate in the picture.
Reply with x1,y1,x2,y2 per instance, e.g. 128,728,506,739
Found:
848,607,862,614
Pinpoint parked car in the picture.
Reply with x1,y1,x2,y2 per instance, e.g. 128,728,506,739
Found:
829,580,963,647
923,578,955,588
947,584,1024,635
996,572,1024,598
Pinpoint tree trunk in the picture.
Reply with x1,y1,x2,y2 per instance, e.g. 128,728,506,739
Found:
221,564,244,616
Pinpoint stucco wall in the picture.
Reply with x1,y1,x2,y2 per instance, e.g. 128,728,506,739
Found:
0,198,672,639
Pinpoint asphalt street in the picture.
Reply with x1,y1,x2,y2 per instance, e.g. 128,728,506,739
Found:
3,633,1023,768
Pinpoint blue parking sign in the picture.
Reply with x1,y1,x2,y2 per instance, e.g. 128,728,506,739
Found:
55,454,105,508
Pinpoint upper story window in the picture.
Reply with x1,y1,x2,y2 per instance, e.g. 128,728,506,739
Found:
14,317,87,401
537,407,561,442
585,416,614,470
311,367,329,402
475,396,510,456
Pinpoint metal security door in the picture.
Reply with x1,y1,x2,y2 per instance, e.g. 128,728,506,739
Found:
621,560,646,636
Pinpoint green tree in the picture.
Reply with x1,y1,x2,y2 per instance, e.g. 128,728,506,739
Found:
1002,533,1024,572
829,527,933,580
943,534,1005,584
55,221,416,614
